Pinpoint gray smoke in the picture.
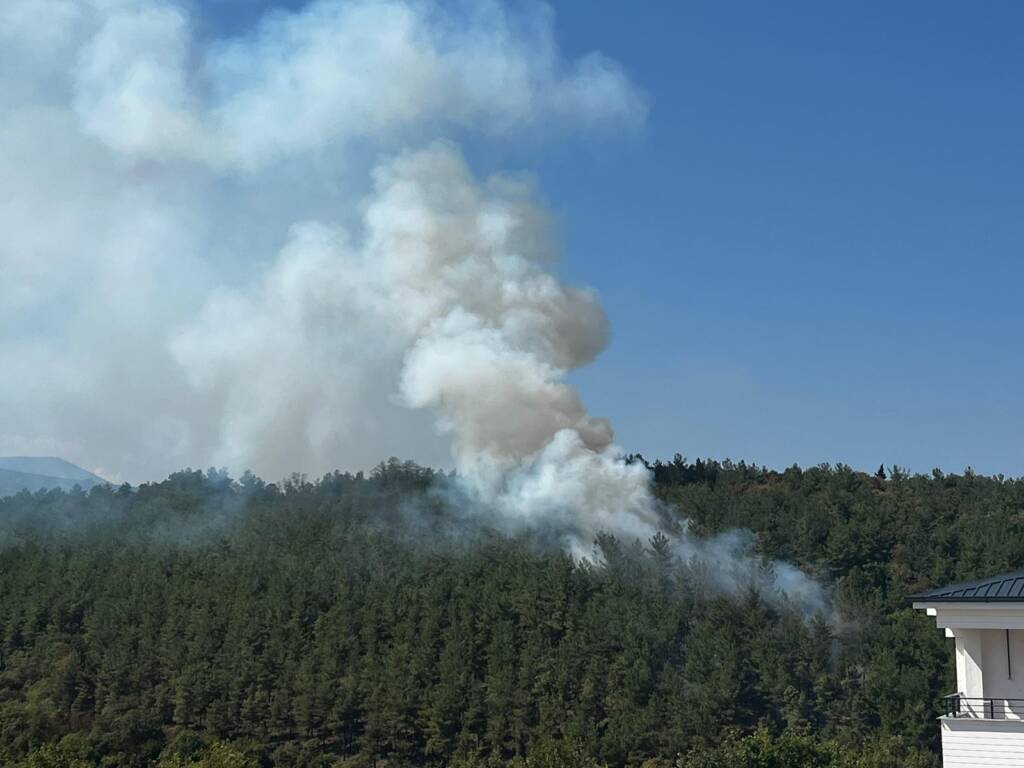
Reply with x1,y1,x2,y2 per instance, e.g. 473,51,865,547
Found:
1,0,828,615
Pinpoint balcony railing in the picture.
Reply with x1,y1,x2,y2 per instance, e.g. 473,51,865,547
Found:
943,693,1024,720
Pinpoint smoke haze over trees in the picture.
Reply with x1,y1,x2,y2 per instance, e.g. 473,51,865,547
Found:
0,0,832,614
3,455,1018,767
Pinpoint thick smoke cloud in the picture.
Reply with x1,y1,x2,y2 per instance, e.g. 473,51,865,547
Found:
173,143,827,614
73,0,644,168
1,0,641,480
1,0,828,614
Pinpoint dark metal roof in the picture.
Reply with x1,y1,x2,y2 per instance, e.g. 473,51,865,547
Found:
911,570,1024,603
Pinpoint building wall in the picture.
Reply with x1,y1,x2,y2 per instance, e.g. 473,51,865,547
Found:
955,629,985,698
981,629,1024,702
918,603,1024,631
942,717,1024,766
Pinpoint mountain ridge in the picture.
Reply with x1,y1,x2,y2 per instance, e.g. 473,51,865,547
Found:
0,457,108,497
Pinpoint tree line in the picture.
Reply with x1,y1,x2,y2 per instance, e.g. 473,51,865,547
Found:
2,455,1015,767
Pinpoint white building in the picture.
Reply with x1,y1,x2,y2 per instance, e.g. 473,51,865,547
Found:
913,570,1024,767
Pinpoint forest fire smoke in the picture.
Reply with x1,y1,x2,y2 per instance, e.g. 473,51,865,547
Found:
1,0,827,615
176,144,829,616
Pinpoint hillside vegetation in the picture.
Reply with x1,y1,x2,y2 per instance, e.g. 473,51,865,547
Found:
1,456,1016,767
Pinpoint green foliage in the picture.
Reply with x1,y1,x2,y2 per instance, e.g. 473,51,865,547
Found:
674,727,933,768
677,728,846,768
9,734,96,768
0,456,999,767
156,742,260,768
671,729,937,768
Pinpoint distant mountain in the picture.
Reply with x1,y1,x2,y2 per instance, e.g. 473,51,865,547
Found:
0,457,109,497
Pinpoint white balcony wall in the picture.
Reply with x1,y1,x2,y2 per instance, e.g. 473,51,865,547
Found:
942,718,1024,767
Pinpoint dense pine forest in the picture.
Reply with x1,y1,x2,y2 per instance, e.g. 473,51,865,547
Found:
2,456,1021,767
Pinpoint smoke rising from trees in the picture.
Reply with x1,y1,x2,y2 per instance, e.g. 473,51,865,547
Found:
1,0,827,613
0,0,640,480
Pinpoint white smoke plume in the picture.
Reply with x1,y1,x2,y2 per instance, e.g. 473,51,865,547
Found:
0,0,640,480
1,0,828,614
173,143,828,615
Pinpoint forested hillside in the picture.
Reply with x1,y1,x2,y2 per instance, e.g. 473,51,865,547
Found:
2,456,1018,767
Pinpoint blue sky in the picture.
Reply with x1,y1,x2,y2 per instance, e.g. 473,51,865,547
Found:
205,0,1024,476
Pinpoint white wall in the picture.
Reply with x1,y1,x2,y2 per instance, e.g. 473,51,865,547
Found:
956,629,985,699
982,629,1024,702
942,718,1024,767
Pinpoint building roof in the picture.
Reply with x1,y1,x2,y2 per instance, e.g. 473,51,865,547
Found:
911,569,1024,603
